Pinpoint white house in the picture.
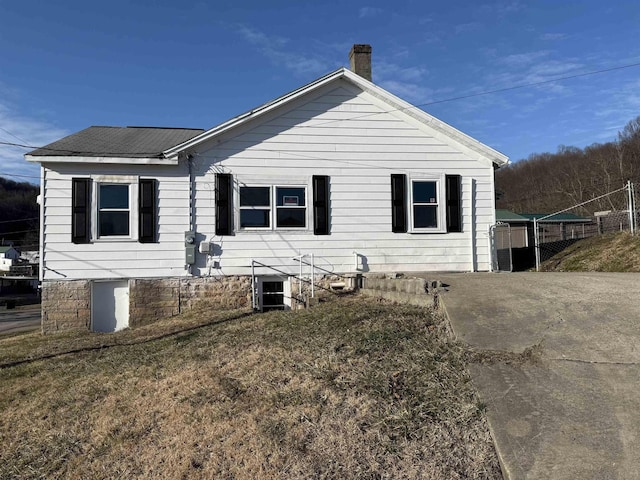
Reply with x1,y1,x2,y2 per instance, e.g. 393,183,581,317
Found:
26,45,508,333
0,246,20,271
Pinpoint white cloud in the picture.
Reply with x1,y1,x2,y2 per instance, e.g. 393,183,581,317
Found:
455,22,482,35
375,60,431,103
378,80,433,104
358,6,383,18
377,61,428,83
479,0,523,17
235,25,331,77
498,50,550,67
540,33,567,41
0,102,67,183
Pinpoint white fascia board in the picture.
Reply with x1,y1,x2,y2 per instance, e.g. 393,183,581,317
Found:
339,69,509,166
163,68,350,159
25,154,178,165
162,66,509,167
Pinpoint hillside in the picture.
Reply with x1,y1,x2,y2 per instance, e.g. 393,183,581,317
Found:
0,296,501,479
540,232,640,272
0,177,39,250
496,115,640,214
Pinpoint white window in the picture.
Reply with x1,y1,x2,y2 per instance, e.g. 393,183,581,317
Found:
91,176,139,240
240,186,271,228
98,184,130,236
275,187,306,228
239,185,307,230
410,177,446,232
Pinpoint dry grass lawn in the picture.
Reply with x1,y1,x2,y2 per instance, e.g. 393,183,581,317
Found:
0,295,501,479
540,231,640,272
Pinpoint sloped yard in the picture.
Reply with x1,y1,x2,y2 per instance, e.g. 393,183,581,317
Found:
0,295,500,479
540,232,640,272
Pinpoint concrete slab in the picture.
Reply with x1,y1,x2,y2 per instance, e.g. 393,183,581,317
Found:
438,272,640,480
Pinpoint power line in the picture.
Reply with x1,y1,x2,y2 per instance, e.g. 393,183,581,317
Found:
0,126,29,145
0,172,41,179
0,217,38,224
418,62,640,108
305,61,640,129
0,229,39,235
0,140,163,157
1,60,639,158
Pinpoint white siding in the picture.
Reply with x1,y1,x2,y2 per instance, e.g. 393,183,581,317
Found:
41,78,499,281
41,162,190,280
191,80,496,276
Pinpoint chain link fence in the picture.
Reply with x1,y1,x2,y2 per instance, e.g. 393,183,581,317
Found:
533,181,638,270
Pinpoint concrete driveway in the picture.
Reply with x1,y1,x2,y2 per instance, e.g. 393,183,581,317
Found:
438,272,640,480
0,305,41,335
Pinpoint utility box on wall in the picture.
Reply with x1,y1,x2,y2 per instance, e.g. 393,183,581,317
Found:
185,231,196,265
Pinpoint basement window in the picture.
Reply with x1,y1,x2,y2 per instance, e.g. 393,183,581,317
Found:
261,280,285,311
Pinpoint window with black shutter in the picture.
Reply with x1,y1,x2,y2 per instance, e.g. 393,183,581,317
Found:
215,173,233,235
312,175,330,235
391,174,407,233
139,179,157,243
72,178,91,244
445,175,462,232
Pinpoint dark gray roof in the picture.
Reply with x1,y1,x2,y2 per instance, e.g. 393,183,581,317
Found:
28,126,205,158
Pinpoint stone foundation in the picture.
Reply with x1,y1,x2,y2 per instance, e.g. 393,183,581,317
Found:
41,280,92,334
41,276,253,334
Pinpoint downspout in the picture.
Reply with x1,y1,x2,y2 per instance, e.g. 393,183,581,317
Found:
38,165,45,283
187,153,195,275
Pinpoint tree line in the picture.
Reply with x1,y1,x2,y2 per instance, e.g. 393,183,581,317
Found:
0,177,39,251
496,116,640,215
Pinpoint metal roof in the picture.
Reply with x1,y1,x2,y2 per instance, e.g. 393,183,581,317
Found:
496,209,529,222
28,126,204,158
518,212,592,223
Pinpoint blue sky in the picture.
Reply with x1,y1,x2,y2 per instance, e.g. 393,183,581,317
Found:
1,0,639,183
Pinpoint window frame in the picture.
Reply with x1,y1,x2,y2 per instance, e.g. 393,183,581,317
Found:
239,185,272,230
237,183,309,232
91,175,139,241
409,175,447,233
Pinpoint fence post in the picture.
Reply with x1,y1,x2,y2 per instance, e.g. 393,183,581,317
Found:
627,180,635,235
534,217,540,271
631,182,637,235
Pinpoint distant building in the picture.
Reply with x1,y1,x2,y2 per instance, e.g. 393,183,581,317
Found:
0,246,20,271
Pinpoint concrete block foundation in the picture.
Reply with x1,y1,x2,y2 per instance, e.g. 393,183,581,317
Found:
41,276,252,334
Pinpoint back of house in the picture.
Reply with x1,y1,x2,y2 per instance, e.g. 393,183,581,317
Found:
26,45,508,333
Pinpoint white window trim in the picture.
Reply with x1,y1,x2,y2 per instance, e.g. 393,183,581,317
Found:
237,183,310,232
409,174,447,233
91,175,139,241
238,185,272,231
257,276,291,311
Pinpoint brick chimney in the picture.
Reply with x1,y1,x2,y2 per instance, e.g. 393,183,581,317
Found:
349,44,372,81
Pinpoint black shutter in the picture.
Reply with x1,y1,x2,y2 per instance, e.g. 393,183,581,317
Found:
71,178,90,244
313,175,330,235
215,173,233,236
446,174,462,232
139,179,157,243
391,174,407,233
